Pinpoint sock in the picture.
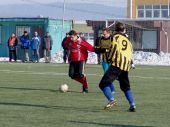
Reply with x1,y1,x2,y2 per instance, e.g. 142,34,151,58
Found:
109,83,115,93
74,76,88,89
102,86,114,102
124,89,135,106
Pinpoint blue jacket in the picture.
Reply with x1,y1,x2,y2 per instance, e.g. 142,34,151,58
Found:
20,35,30,49
31,36,41,50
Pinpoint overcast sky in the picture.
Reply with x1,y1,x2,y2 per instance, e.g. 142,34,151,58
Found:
0,0,127,7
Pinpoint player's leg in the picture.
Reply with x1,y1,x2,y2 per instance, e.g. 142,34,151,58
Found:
102,62,116,93
70,61,88,93
68,61,75,78
75,61,88,93
99,66,120,109
118,71,136,112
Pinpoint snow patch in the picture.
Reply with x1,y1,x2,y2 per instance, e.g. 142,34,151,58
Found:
1,51,170,66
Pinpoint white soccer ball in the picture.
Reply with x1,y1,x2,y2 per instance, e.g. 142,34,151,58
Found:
59,84,69,93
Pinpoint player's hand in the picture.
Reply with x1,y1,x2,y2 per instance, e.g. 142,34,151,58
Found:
94,47,107,54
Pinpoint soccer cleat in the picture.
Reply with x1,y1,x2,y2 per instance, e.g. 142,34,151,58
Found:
82,87,88,94
104,100,117,110
129,105,136,112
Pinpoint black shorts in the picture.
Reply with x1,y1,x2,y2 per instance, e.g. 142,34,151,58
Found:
69,61,85,79
99,66,130,92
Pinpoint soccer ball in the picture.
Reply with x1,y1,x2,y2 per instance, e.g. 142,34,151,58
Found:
59,84,69,93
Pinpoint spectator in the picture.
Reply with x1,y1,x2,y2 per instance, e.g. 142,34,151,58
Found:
30,31,41,63
61,33,69,63
7,33,18,62
20,31,30,62
43,32,53,63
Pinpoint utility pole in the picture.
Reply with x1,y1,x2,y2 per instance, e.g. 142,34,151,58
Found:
168,0,169,53
168,0,170,18
62,0,66,40
130,0,133,19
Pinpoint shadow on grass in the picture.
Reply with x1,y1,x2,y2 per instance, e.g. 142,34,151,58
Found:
0,102,102,112
69,120,153,127
0,86,57,92
0,86,100,93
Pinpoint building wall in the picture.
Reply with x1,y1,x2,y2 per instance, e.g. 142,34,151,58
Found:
158,21,170,53
127,0,169,18
127,0,137,19
126,0,170,53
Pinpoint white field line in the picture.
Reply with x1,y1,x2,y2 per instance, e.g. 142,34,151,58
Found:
0,69,170,80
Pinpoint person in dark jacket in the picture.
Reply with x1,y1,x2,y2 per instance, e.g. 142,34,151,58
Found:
7,33,18,62
43,32,53,63
20,31,30,62
30,31,41,63
61,33,69,63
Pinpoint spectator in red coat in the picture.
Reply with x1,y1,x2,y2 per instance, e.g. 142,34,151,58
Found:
8,33,18,62
64,30,95,93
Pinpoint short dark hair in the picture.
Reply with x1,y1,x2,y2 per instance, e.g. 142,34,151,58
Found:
68,30,77,36
102,28,110,33
115,22,125,32
24,31,28,33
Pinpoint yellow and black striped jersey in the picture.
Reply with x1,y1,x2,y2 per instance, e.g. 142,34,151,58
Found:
98,36,113,61
108,33,133,71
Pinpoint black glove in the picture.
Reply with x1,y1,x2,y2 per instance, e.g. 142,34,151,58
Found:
95,47,107,54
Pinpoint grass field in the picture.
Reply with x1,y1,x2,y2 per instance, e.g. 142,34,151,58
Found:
0,62,170,127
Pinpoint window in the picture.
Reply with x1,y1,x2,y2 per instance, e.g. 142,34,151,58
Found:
146,10,152,18
161,5,168,9
162,10,168,18
153,5,161,18
145,5,152,18
137,5,145,18
154,10,160,18
16,26,30,37
153,5,160,9
137,4,169,18
138,10,144,18
161,5,168,18
142,30,157,49
145,5,152,9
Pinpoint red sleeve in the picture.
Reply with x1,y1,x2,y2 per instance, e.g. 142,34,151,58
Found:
82,40,95,52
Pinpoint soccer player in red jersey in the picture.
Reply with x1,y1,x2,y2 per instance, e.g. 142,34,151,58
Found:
64,30,95,93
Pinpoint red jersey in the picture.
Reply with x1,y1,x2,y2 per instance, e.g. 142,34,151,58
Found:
64,37,95,61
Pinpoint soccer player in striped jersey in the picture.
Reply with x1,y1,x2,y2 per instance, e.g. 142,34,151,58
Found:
95,28,115,93
99,22,136,112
